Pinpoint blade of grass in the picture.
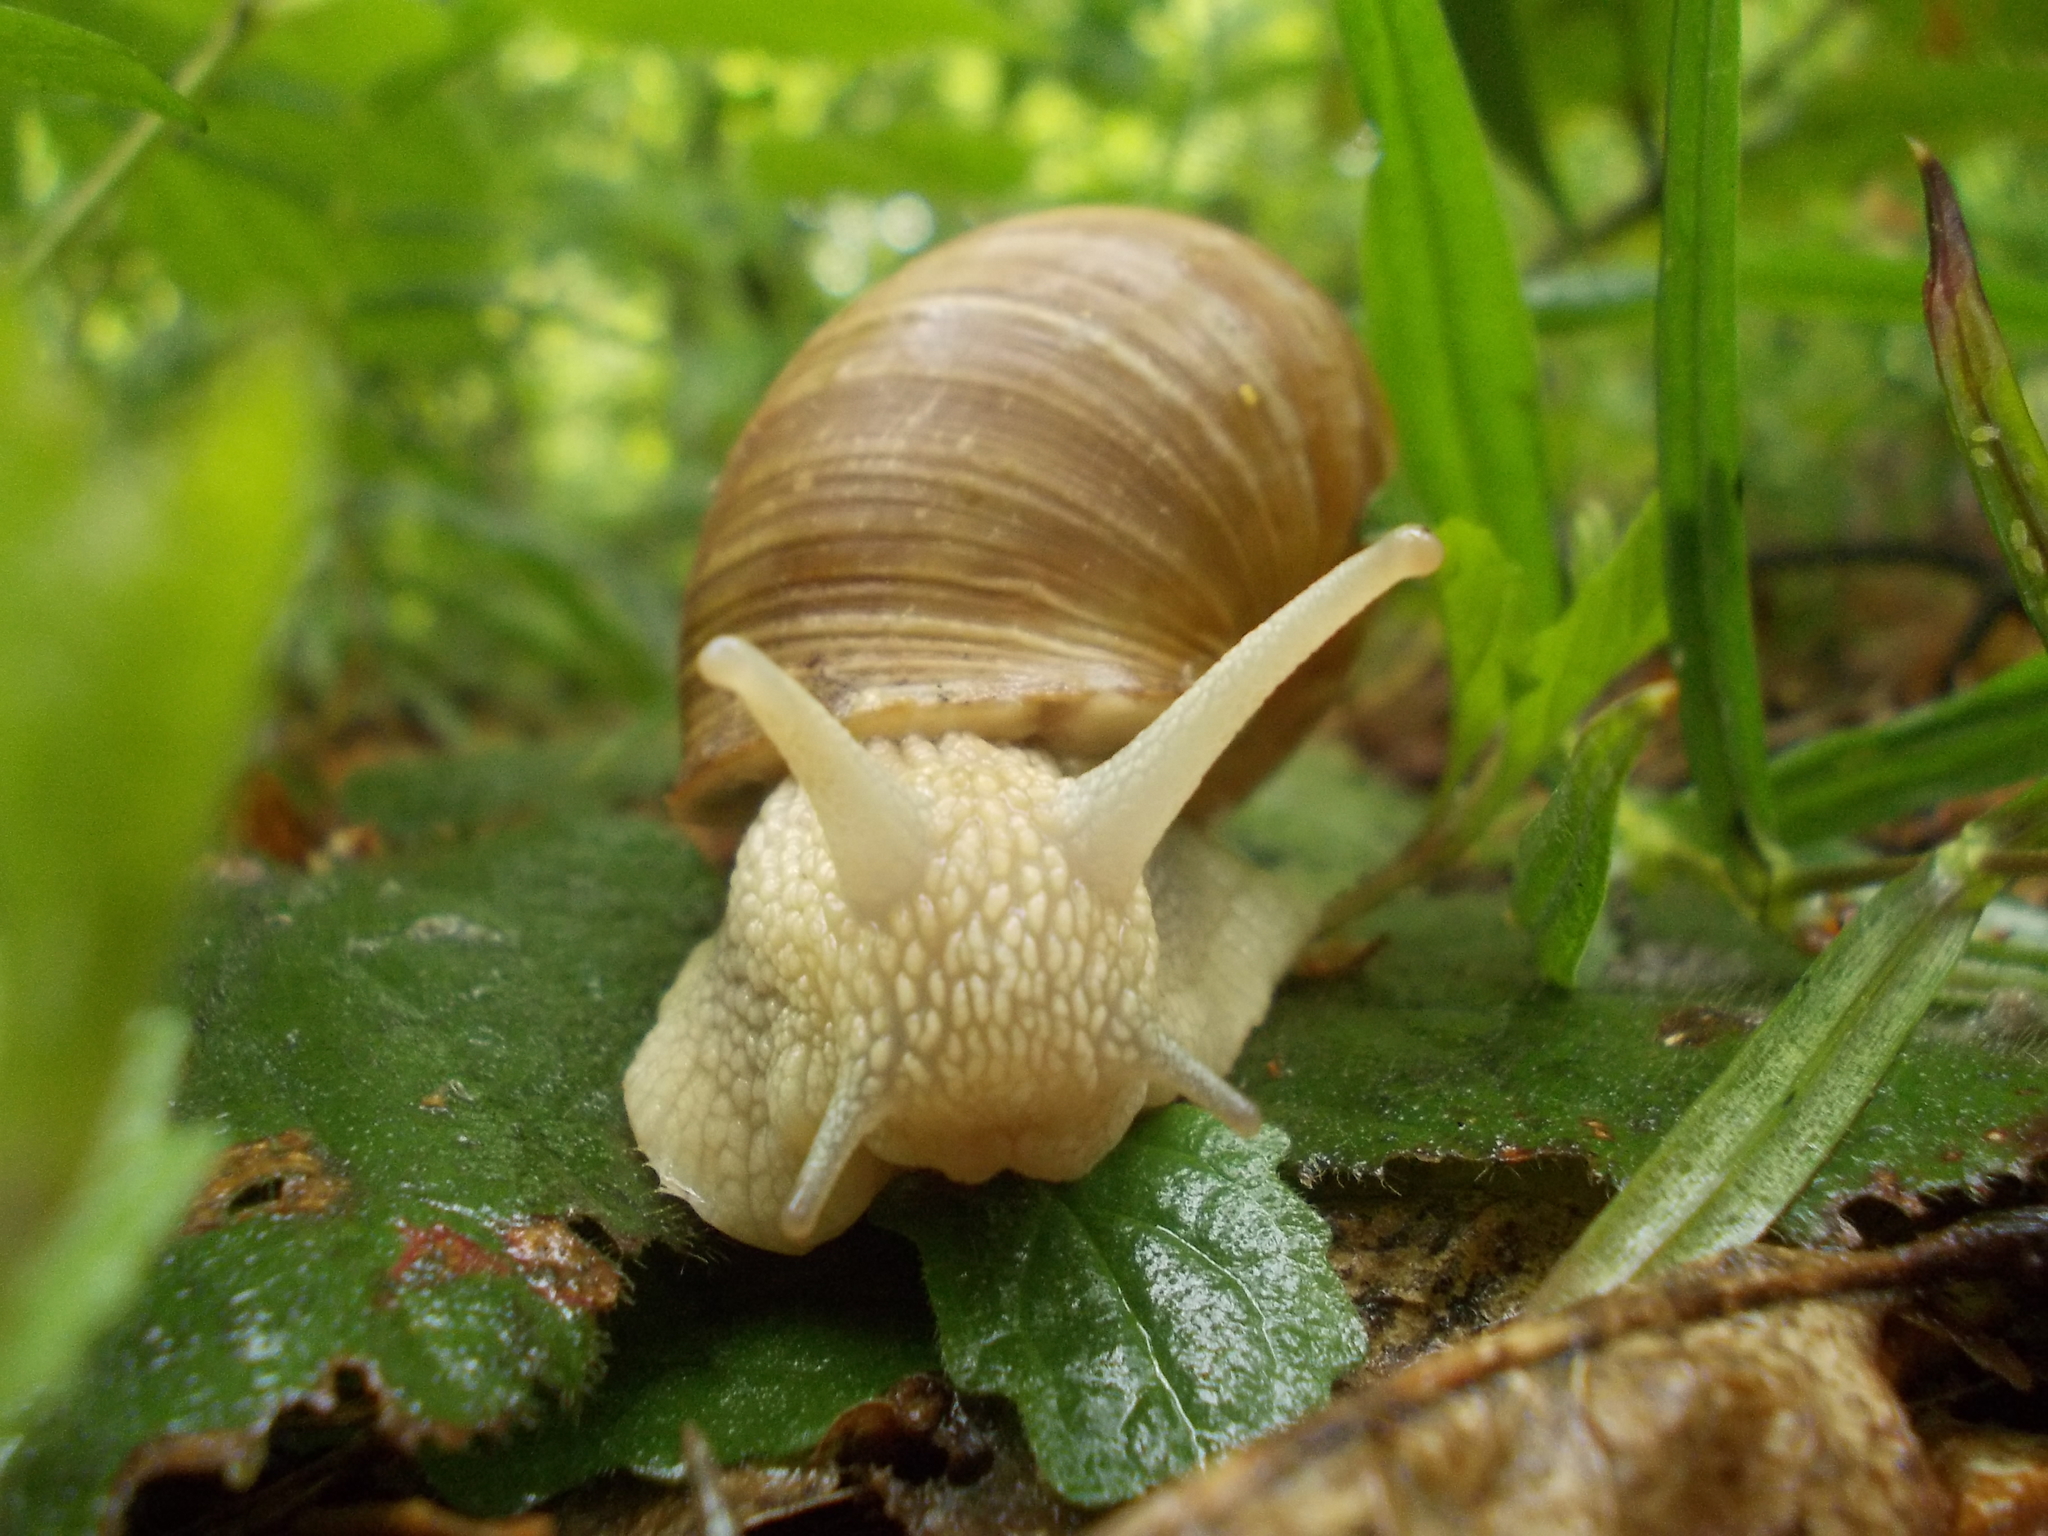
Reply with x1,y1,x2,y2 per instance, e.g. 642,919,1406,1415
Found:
1918,144,2048,649
1657,0,1775,880
1336,0,1559,618
1533,775,2048,1311
1439,0,1572,229
1769,653,2048,844
1513,682,1675,988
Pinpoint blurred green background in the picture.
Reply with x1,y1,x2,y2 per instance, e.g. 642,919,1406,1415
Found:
8,0,2044,765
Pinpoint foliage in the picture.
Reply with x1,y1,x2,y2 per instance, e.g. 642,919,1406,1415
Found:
1513,681,1673,986
0,310,321,1431
879,1111,1364,1507
1339,0,1558,615
0,4,201,127
3,0,2048,1518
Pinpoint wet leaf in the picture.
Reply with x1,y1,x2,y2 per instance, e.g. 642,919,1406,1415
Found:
877,1109,1365,1507
0,325,324,1426
1239,878,2048,1248
1535,780,2048,1309
0,1010,217,1432
422,1227,939,1515
335,716,679,850
1103,1218,2048,1536
0,810,720,1531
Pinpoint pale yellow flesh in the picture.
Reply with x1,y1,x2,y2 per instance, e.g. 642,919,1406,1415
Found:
623,528,1443,1253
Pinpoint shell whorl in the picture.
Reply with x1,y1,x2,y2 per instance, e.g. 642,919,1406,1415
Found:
673,205,1394,856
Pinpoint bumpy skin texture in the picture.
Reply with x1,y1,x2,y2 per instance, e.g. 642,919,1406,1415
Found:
623,732,1314,1253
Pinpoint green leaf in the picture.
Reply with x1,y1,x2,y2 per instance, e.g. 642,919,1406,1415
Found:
1514,684,1673,988
1243,876,2047,1245
422,1229,939,1515
1,1208,597,1530
337,718,680,850
0,3,203,126
1246,883,1801,1181
1440,0,1571,225
1917,145,2048,651
1656,0,1774,870
526,0,1013,60
1770,655,2048,845
1502,495,1668,784
242,0,454,99
877,1109,1364,1508
1338,0,1559,617
0,321,322,1422
1433,518,1536,783
1531,779,2048,1310
0,1010,218,1433
0,808,722,1530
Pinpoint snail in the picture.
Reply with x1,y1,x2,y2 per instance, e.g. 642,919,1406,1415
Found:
624,206,1440,1254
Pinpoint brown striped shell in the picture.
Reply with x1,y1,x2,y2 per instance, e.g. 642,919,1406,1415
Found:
674,205,1394,858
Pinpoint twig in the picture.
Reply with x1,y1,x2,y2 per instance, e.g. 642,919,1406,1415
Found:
683,1423,738,1536
10,0,260,283
1529,0,1852,269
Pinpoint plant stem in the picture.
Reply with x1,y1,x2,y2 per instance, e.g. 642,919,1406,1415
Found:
10,0,259,284
1778,848,2048,900
1317,753,1505,933
1774,856,1922,897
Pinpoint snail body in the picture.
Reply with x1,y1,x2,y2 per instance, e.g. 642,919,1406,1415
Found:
625,208,1438,1253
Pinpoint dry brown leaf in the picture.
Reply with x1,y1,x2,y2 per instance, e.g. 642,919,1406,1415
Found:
1101,1211,2048,1536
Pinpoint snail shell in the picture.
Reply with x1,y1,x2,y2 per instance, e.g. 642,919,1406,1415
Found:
673,205,1395,858
627,207,1436,1254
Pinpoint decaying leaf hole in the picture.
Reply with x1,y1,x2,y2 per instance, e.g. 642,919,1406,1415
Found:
182,1130,348,1233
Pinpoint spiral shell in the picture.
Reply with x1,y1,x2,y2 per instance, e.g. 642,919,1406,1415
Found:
673,205,1394,854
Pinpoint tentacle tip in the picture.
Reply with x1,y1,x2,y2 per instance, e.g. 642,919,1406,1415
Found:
1386,523,1445,574
779,1196,822,1245
696,634,753,686
1212,1094,1263,1139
